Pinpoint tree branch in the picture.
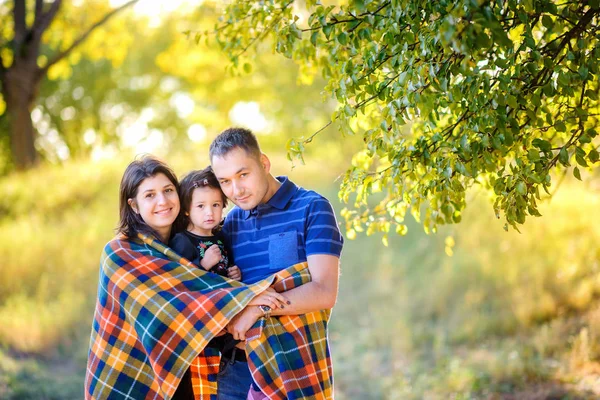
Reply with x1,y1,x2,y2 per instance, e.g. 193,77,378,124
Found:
360,1,391,17
234,2,292,58
354,72,402,109
34,0,44,26
550,6,598,59
301,15,362,32
301,120,333,145
32,0,62,40
0,51,5,78
13,0,27,54
38,0,138,78
205,0,293,36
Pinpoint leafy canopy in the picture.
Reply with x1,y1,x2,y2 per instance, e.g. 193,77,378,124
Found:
206,0,600,240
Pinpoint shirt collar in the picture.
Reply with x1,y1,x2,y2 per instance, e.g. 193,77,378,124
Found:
243,176,297,219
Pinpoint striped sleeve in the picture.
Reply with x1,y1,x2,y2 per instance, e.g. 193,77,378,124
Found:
304,196,344,257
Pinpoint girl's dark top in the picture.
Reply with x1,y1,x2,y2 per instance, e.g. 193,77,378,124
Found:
169,230,241,361
170,230,230,273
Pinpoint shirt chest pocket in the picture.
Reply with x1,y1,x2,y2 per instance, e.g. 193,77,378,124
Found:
268,230,300,271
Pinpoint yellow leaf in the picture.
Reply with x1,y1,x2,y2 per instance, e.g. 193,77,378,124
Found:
0,94,6,115
445,246,454,257
1,48,13,68
47,59,72,80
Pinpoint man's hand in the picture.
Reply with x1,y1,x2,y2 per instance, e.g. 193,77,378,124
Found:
199,245,221,270
227,265,242,281
226,306,262,340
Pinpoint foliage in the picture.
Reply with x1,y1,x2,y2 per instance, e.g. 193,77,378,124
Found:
209,0,600,237
0,1,348,171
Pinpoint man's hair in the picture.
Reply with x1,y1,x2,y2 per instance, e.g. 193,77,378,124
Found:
116,154,185,239
209,127,261,161
179,166,228,228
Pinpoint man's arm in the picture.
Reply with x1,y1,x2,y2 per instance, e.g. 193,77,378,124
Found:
226,254,340,340
270,254,339,316
227,194,343,340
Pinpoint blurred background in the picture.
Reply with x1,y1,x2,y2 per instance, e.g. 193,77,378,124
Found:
1,1,600,399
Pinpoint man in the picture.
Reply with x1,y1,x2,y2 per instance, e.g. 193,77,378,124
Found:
210,127,344,399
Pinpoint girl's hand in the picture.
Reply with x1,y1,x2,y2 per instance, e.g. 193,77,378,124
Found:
227,265,242,281
200,244,221,270
248,287,290,310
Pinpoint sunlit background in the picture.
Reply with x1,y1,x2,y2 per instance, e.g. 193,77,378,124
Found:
1,1,600,399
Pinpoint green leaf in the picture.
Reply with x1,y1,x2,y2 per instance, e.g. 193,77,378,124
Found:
579,134,591,144
337,32,348,46
532,138,551,152
588,149,599,163
495,58,509,68
585,89,598,100
527,149,540,162
542,15,553,29
310,31,319,46
558,147,570,166
576,154,588,167
555,121,566,132
507,95,518,109
573,166,582,180
543,83,555,96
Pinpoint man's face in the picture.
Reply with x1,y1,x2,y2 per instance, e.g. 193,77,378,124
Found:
211,147,270,210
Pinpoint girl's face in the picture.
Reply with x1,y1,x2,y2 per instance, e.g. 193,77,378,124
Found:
187,186,224,236
128,173,180,242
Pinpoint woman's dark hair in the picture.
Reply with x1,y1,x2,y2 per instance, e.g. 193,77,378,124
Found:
117,155,184,240
179,166,228,229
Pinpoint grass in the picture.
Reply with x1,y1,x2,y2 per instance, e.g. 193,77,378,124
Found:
1,154,599,399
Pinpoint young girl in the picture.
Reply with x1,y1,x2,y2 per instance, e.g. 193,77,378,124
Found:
170,166,242,281
170,166,247,386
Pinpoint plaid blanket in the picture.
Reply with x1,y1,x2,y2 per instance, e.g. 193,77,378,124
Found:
246,266,333,400
85,233,333,400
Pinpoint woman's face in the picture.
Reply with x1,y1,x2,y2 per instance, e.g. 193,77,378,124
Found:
129,173,180,241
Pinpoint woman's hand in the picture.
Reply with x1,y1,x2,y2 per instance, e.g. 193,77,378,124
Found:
199,244,221,270
248,287,290,310
227,265,242,281
227,306,262,341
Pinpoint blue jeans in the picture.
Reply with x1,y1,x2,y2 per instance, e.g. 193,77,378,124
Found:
217,358,252,400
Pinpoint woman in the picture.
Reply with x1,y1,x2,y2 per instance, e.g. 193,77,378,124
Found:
84,156,287,399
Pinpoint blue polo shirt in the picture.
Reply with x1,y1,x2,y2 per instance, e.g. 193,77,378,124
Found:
222,176,344,284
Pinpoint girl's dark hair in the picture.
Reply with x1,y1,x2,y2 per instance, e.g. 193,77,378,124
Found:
179,166,228,229
117,155,185,240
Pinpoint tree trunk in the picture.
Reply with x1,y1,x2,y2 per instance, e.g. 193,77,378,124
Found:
0,0,136,170
2,62,40,170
